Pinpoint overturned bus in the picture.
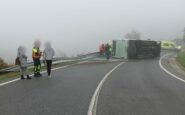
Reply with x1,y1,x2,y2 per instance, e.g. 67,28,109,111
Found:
112,39,161,59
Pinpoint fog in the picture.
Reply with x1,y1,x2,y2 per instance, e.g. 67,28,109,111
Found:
0,0,185,63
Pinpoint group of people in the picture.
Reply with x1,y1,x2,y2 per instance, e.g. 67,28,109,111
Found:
99,43,112,59
17,40,55,80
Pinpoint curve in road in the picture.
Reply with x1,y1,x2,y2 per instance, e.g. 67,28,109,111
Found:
96,54,185,115
0,61,122,115
159,53,185,83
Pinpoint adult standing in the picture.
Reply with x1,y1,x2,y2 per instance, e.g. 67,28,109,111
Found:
99,43,105,55
43,42,55,78
109,44,112,58
32,40,42,77
105,43,111,59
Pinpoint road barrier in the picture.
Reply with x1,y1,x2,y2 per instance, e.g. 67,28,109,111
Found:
0,52,99,72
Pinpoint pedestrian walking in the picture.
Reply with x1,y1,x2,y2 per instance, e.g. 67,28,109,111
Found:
17,46,31,80
43,41,55,78
32,40,42,77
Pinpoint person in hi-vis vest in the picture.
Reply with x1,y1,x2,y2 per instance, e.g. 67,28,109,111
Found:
32,40,42,77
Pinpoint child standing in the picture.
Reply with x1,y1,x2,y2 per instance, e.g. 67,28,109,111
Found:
17,46,31,80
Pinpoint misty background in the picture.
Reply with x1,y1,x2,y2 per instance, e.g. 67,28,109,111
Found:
0,0,185,63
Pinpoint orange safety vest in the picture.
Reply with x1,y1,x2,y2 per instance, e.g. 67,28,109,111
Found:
32,47,41,59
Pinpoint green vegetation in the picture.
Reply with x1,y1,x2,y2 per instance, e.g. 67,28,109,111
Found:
0,72,19,81
0,57,8,69
176,52,185,68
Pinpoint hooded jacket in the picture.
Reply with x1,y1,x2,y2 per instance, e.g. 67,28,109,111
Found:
17,46,28,68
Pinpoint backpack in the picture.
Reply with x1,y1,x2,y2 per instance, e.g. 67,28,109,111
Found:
15,57,20,65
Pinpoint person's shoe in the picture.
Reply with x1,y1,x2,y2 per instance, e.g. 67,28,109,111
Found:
27,75,32,80
37,73,42,77
21,75,25,80
34,73,38,77
48,75,51,78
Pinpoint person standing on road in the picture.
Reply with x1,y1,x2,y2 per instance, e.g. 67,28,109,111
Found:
17,46,31,80
32,40,42,77
109,45,112,58
99,43,105,55
105,43,111,59
43,41,55,78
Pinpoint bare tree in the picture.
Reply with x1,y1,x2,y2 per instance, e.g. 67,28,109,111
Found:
125,30,141,40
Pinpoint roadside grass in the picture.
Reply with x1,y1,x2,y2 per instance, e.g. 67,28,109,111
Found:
0,60,78,81
0,72,19,81
176,52,185,68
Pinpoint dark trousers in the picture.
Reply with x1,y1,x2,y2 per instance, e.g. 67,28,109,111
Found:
46,60,52,76
105,52,110,59
33,59,41,74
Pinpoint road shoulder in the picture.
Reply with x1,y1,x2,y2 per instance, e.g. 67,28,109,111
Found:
169,57,185,77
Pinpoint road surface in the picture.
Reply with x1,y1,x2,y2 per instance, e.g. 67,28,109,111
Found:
0,61,121,115
1,52,185,115
97,54,185,115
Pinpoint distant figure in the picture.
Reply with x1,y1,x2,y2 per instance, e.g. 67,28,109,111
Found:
32,40,42,77
109,45,112,58
105,43,111,59
99,43,105,55
17,46,31,80
43,42,55,78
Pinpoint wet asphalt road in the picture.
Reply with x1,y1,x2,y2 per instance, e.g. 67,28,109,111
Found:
0,62,120,115
1,52,185,115
97,54,185,115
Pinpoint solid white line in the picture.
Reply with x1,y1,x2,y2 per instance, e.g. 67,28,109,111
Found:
0,61,87,87
87,62,124,115
159,53,185,83
0,78,21,86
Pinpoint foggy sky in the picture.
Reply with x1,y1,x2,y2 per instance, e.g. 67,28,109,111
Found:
0,0,185,63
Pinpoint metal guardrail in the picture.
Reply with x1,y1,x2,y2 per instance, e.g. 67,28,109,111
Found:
0,52,99,72
0,59,58,72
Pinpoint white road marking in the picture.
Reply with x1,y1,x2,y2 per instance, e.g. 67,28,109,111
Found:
159,53,185,83
0,61,87,87
87,62,124,115
0,78,21,86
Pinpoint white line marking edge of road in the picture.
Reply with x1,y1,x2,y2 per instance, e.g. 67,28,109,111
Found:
159,53,185,83
87,62,124,115
0,61,88,87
